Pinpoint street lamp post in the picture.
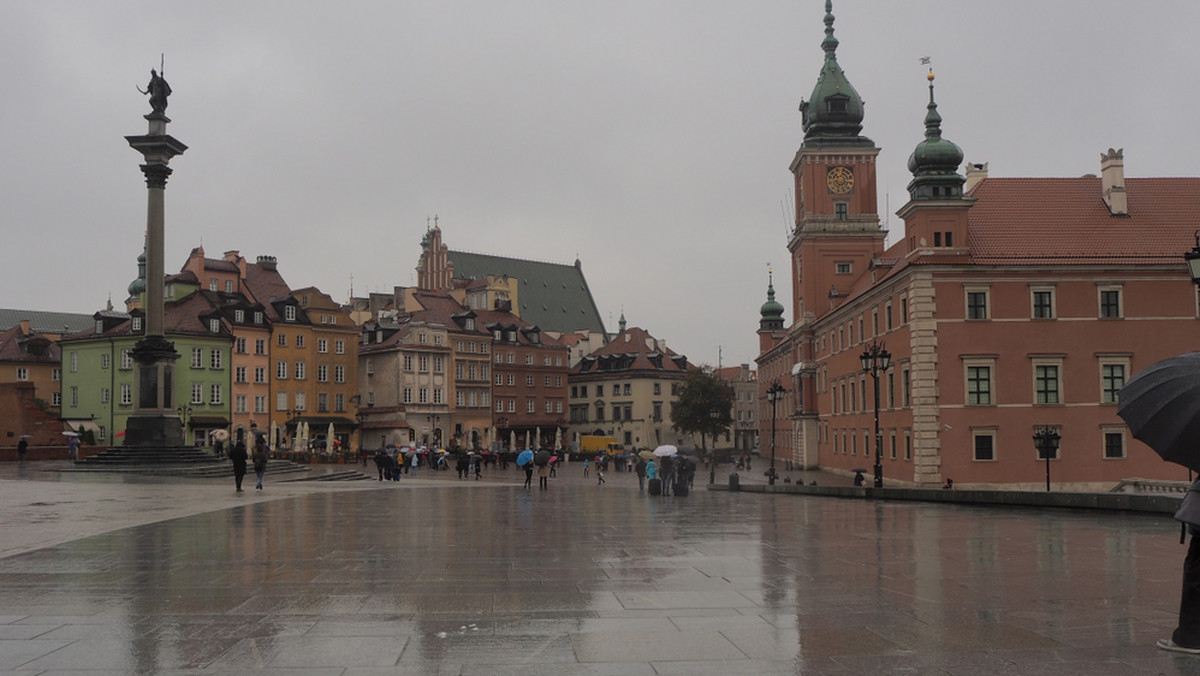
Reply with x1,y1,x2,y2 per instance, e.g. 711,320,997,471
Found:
860,341,891,489
175,405,192,444
1033,425,1061,492
766,381,786,486
709,406,720,485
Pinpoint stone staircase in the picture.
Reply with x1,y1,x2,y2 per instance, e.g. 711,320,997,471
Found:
68,446,374,481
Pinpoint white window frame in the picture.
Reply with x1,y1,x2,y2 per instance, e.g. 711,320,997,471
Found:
963,357,996,406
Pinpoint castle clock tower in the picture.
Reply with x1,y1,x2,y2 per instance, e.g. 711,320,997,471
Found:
788,1,885,324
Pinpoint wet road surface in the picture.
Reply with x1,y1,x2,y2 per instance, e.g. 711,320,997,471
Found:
0,460,1197,674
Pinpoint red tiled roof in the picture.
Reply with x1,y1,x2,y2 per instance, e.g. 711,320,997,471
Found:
578,326,690,374
966,177,1200,263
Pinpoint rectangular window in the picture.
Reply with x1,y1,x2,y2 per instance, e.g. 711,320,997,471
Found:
277,391,288,411
295,334,305,348
210,349,223,370
53,391,62,406
236,337,247,353
255,339,266,355
100,387,110,404
1104,430,1126,459
295,362,306,380
191,347,204,368
295,392,305,410
966,364,992,405
433,389,443,404
335,365,344,383
284,306,297,321
433,356,444,373
1032,289,1055,319
317,364,328,382
277,361,288,379
121,349,132,369
70,385,78,407
1035,364,1061,404
834,203,848,220
335,340,345,354
902,369,911,407
419,355,429,372
419,388,428,404
235,366,247,383
403,387,413,404
192,383,203,405
1101,363,1125,404
254,311,263,325
255,395,266,413
277,333,287,347
335,393,344,412
100,354,110,369
1100,288,1122,319
120,383,132,405
16,367,28,381
318,393,328,412
209,318,221,333
972,430,995,461
235,310,245,323
235,395,247,413
255,367,266,384
318,339,328,353
966,291,989,319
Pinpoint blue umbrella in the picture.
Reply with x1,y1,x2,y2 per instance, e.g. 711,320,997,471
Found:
516,450,534,467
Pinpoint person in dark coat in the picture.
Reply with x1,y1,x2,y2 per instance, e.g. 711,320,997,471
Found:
524,463,534,490
374,449,388,480
17,438,27,463
635,458,647,491
1162,479,1200,654
229,440,248,492
252,440,269,491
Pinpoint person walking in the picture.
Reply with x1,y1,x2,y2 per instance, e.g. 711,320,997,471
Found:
374,449,388,480
524,462,534,490
538,461,551,490
1162,479,1200,654
583,458,590,478
230,440,248,492
597,466,606,486
17,437,28,464
252,439,269,491
635,458,647,491
67,435,79,462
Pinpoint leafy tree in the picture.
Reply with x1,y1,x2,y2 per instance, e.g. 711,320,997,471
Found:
670,367,733,453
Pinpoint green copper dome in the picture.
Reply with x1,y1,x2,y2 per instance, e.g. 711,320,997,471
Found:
800,1,872,148
127,243,147,296
906,72,965,200
759,271,785,331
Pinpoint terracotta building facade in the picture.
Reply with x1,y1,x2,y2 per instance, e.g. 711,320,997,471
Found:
757,5,1200,489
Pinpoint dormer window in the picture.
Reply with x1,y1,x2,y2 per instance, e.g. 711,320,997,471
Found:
284,306,297,321
95,320,103,334
827,95,848,115
235,310,245,323
253,311,263,324
132,317,142,332
209,279,218,291
209,318,220,333
465,318,474,331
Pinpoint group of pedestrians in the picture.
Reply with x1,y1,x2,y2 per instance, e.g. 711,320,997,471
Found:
229,437,269,492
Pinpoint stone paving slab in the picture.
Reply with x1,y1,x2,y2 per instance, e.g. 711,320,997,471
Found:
1,460,1199,674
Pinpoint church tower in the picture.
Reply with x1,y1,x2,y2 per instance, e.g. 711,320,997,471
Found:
788,0,885,324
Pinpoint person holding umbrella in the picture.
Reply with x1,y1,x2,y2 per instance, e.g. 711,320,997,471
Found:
1117,354,1200,653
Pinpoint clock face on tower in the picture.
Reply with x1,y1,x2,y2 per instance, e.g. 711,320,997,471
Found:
826,166,854,194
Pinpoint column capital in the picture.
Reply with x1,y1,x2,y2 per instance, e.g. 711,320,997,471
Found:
139,163,173,189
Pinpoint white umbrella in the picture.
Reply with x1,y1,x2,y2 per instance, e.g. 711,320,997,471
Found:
535,427,542,449
327,423,336,453
509,430,515,452
270,420,278,449
61,431,80,437
211,429,230,442
653,444,678,457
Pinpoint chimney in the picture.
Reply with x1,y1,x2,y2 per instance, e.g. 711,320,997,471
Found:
964,162,988,193
223,250,240,262
1101,148,1127,216
18,319,30,336
256,255,278,271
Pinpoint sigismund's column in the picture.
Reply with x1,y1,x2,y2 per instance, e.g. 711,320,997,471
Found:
124,69,188,447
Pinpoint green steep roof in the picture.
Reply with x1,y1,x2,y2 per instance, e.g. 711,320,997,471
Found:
447,251,607,335
0,309,96,334
800,0,873,148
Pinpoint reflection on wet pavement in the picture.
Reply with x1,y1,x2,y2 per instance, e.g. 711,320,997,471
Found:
0,466,1196,674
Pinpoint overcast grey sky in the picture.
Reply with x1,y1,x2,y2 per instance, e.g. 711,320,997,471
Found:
3,1,1198,368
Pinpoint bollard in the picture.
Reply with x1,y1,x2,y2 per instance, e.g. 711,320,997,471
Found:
729,472,739,491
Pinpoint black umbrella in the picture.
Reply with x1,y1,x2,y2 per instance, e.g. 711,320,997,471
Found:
1117,352,1200,472
534,450,551,467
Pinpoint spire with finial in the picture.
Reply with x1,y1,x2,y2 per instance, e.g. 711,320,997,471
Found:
906,67,965,201
759,268,785,331
800,0,871,147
